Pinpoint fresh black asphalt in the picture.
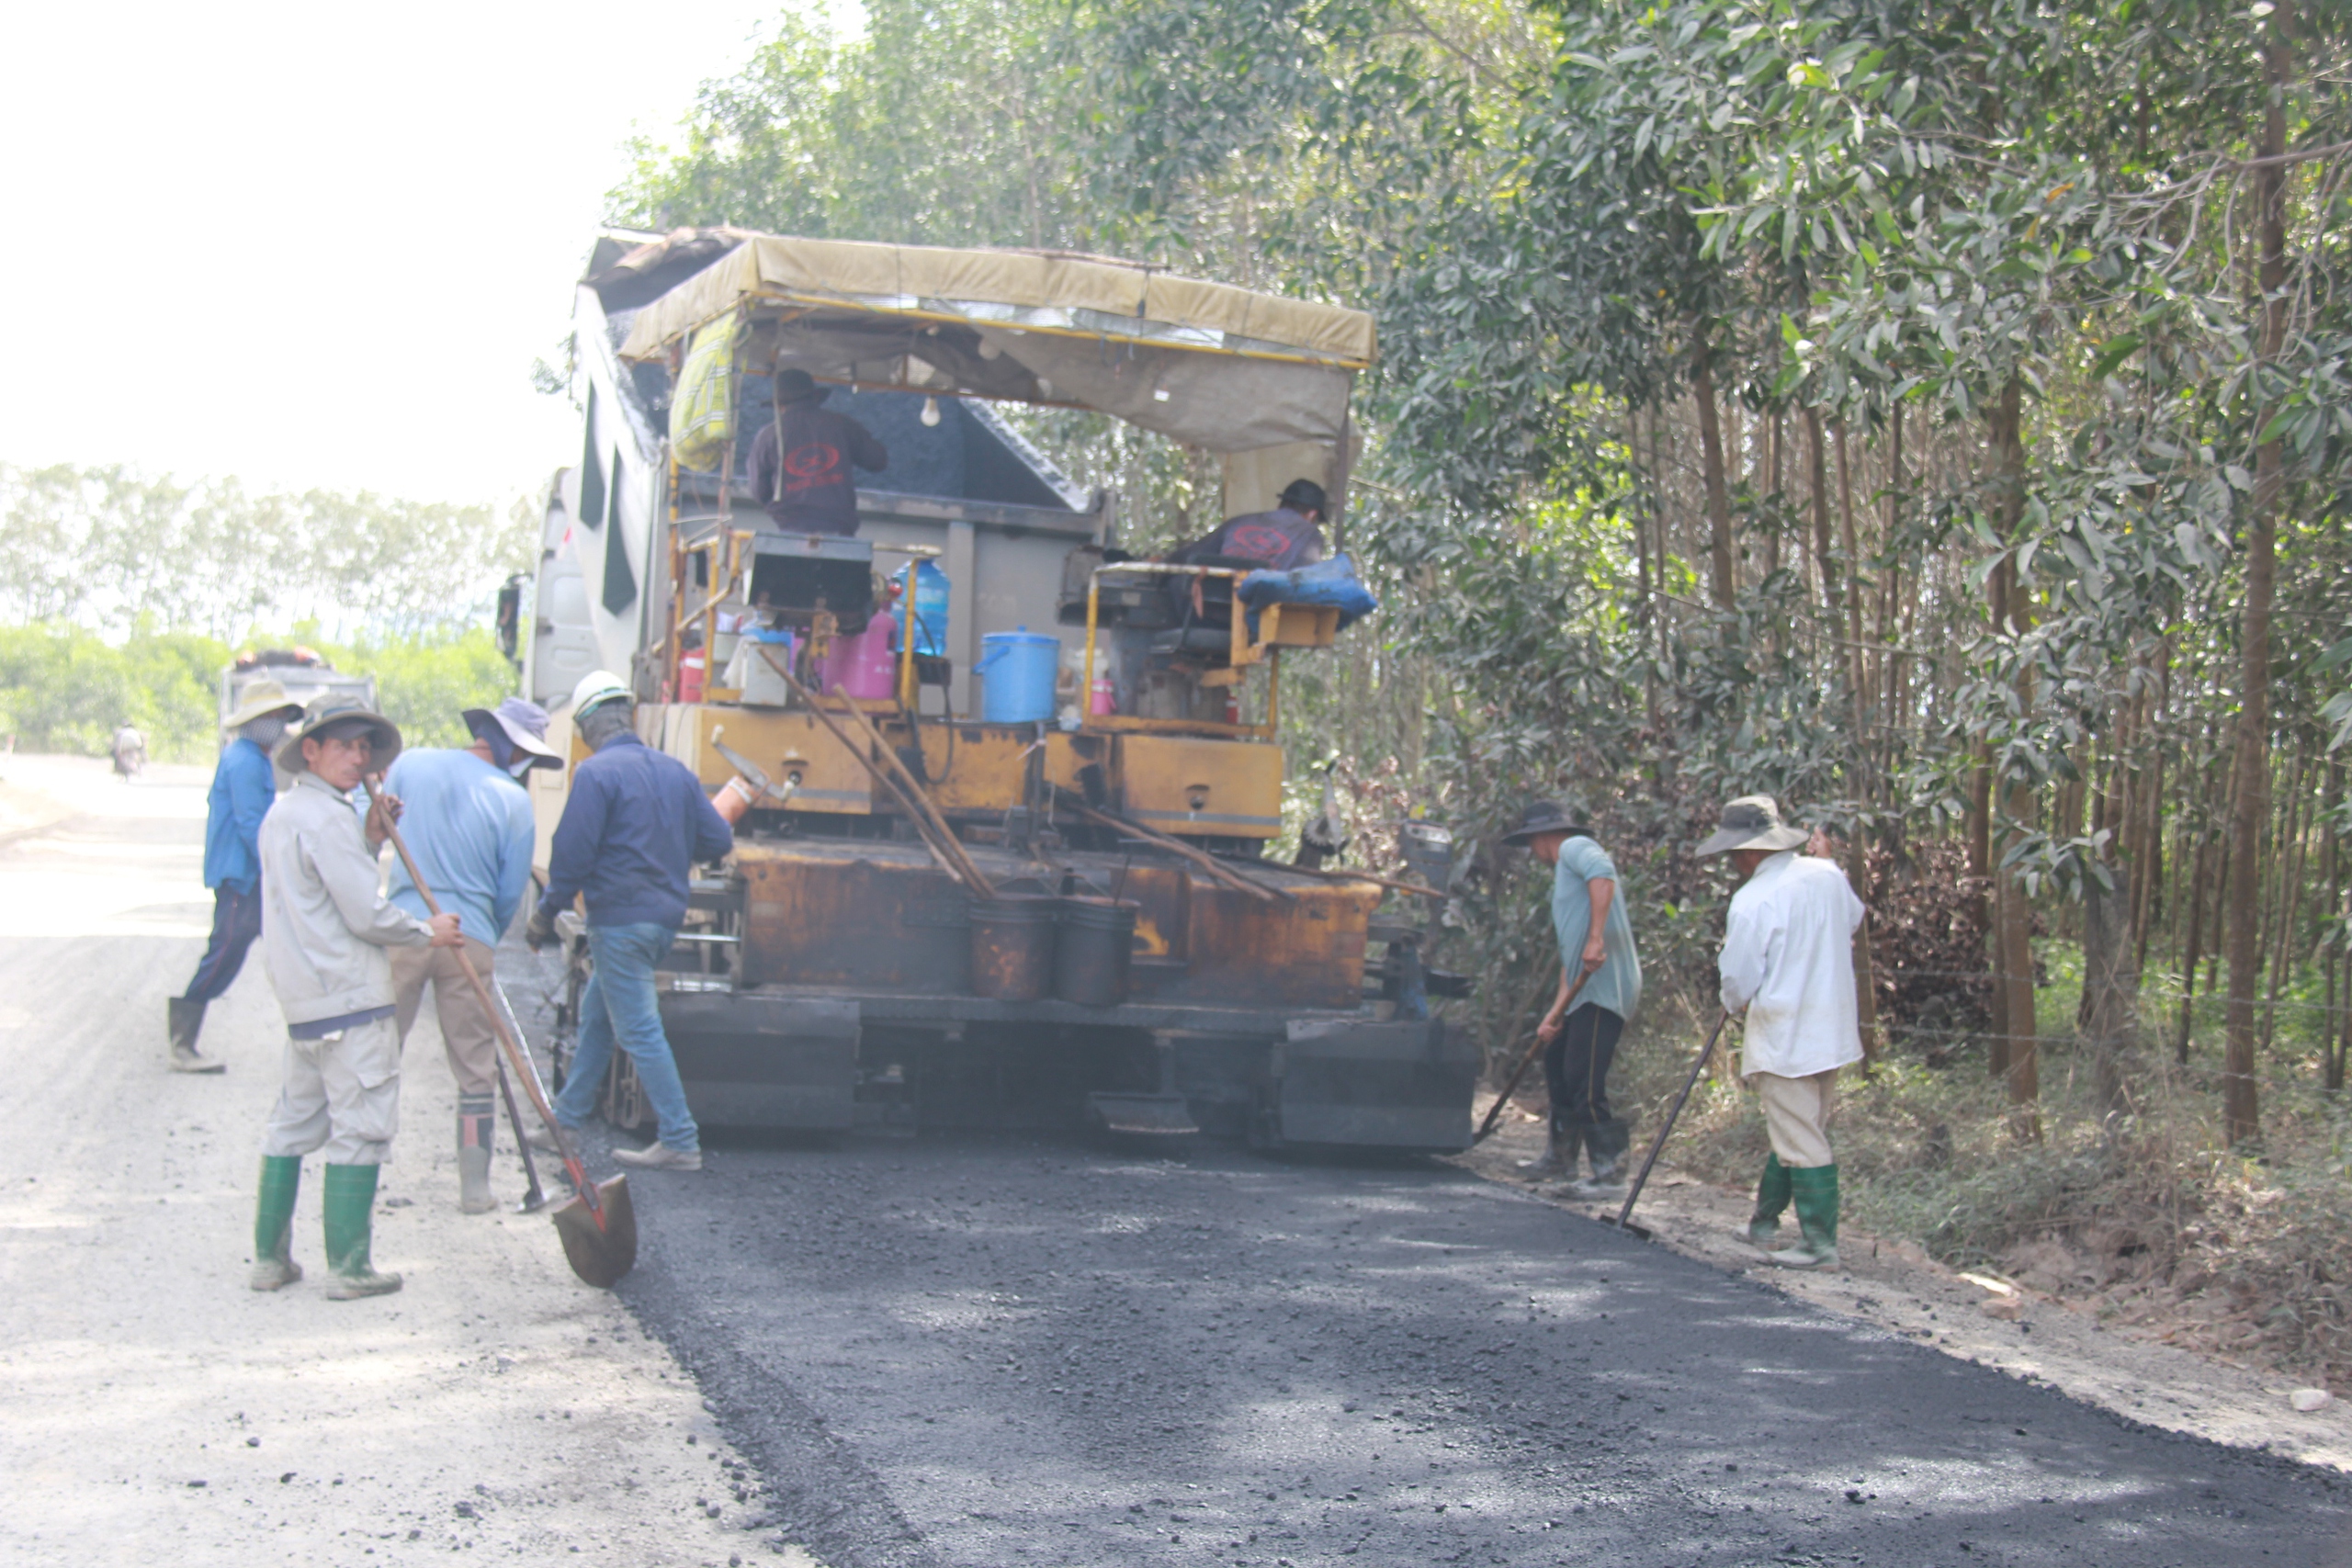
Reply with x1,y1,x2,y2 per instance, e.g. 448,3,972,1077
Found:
602,1131,2348,1568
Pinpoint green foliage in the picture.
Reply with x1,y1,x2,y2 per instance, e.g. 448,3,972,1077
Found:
0,463,533,640
606,0,1081,249
0,624,232,761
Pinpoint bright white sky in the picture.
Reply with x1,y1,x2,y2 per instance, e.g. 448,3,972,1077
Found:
0,2,827,510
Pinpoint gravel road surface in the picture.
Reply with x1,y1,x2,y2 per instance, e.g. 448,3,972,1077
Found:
0,756,792,1567
612,1128,2350,1568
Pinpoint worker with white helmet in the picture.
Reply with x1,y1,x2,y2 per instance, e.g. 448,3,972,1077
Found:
525,671,733,1170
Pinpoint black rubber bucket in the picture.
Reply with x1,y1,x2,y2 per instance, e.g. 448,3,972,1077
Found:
1055,897,1138,1007
969,896,1058,1001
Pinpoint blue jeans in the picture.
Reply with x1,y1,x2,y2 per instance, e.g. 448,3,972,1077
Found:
553,922,699,1152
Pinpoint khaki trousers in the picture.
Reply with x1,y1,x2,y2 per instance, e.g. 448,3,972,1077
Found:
391,938,501,1097
260,1014,401,1166
1749,1068,1838,1168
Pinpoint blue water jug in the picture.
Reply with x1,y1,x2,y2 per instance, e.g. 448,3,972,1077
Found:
892,559,951,658
974,626,1060,724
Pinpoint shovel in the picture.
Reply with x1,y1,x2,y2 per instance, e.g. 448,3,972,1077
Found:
484,986,550,1213
1471,969,1592,1145
363,777,637,1287
1600,1010,1732,1242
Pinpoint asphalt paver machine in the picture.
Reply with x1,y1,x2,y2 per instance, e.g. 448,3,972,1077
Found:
523,229,1474,1150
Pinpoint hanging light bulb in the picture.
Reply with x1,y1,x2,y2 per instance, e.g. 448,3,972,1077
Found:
921,395,942,427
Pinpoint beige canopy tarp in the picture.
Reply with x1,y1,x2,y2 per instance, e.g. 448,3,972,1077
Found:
612,233,1374,457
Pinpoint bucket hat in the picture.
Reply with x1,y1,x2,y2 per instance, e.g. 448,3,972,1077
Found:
1498,799,1594,845
463,695,561,771
276,694,402,775
1693,795,1811,857
222,678,304,731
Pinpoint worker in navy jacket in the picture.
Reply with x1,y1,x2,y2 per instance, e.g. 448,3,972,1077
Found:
526,671,732,1170
169,679,304,1073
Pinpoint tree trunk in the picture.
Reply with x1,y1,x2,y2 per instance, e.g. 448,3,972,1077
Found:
1693,339,1736,609
1986,375,2039,1136
1805,407,1838,616
2082,860,2138,1118
2224,0,2292,1144
2177,830,2210,1063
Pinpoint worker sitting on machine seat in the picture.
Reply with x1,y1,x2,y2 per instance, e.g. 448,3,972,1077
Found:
1168,479,1327,570
748,367,888,535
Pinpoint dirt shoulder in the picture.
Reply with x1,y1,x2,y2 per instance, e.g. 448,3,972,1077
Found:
1455,1097,2352,1472
0,758,822,1567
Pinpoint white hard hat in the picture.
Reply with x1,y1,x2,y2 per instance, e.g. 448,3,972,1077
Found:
570,669,632,719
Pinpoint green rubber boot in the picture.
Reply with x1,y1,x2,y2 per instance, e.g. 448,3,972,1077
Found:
322,1163,401,1300
1738,1154,1792,1247
248,1156,303,1292
1769,1164,1839,1269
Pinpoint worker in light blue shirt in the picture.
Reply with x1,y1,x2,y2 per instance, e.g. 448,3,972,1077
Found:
170,679,304,1074
382,697,560,1213
1500,799,1642,1197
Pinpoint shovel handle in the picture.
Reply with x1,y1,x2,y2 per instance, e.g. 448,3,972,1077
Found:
362,776,607,1230
1612,1010,1733,1233
1473,967,1594,1144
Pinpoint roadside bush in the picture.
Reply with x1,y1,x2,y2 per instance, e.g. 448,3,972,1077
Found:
0,620,516,761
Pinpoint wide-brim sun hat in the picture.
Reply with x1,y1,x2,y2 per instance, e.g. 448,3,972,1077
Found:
1498,799,1594,845
463,696,561,770
1694,794,1811,857
222,678,305,731
276,694,402,775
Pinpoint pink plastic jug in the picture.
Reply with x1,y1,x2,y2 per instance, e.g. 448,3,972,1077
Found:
820,608,900,701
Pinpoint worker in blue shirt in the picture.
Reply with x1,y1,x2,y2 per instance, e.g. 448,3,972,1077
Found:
526,671,733,1171
383,697,560,1213
1500,799,1643,1198
170,680,304,1073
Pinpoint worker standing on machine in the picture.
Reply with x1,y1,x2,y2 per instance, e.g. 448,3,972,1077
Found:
526,671,733,1171
382,697,560,1213
248,695,462,1299
169,680,303,1075
1169,478,1329,570
747,367,888,535
1697,795,1865,1270
1502,800,1642,1197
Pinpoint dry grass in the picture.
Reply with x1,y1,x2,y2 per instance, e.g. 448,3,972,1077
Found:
1604,965,2352,1387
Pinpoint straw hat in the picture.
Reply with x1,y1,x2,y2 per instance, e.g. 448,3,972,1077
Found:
1693,795,1811,857
222,679,304,731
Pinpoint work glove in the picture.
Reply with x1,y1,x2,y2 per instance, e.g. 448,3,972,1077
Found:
525,905,558,953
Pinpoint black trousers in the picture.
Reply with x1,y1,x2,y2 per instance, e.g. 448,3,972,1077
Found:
1543,1003,1624,1131
180,883,264,1004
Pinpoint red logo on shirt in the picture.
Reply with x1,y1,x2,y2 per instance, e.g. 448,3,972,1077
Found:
1223,522,1292,562
783,444,844,493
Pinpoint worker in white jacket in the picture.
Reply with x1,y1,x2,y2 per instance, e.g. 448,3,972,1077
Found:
249,695,460,1300
1697,795,1865,1269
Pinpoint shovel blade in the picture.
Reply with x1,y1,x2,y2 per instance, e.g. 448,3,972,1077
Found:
550,1175,637,1287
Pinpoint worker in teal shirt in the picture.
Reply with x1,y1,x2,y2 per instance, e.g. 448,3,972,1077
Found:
1500,799,1642,1196
170,679,304,1074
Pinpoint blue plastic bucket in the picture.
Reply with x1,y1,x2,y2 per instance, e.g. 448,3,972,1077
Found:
892,559,951,658
974,626,1060,724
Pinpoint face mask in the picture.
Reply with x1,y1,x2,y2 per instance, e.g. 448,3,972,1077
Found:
508,755,537,781
243,716,288,749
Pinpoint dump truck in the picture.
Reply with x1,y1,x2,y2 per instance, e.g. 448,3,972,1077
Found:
519,228,1473,1150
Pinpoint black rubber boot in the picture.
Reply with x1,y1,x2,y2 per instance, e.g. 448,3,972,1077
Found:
1518,1119,1577,1178
168,998,223,1074
1739,1154,1793,1247
1568,1119,1633,1198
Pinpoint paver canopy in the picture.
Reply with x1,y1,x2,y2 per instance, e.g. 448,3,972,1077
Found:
613,232,1373,457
